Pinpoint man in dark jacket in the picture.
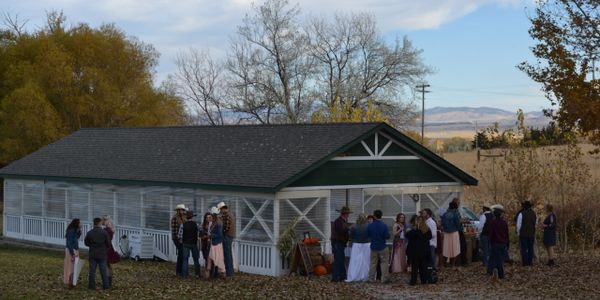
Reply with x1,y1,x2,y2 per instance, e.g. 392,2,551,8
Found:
517,201,536,266
478,205,493,267
367,209,391,283
85,217,111,290
489,206,509,279
331,206,351,282
178,210,201,278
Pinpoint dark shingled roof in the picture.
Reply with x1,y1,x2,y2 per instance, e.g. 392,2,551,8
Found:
0,123,381,192
0,122,478,192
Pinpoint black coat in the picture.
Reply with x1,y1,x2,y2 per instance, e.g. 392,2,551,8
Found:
84,227,110,260
405,228,432,260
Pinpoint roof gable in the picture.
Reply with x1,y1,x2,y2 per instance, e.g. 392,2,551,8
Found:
281,124,478,188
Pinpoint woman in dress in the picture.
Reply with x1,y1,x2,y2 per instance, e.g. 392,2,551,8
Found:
64,218,81,287
102,215,120,287
442,201,461,267
542,204,557,266
345,214,370,282
390,213,407,273
206,207,226,279
200,212,213,268
405,216,432,285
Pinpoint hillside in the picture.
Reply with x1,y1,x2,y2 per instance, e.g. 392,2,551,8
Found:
417,106,550,139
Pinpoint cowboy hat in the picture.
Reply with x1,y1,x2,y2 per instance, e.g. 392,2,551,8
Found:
217,202,227,209
490,204,504,212
336,206,353,214
174,204,188,211
210,206,220,214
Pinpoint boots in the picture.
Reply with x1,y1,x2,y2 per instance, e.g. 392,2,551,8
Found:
547,259,555,266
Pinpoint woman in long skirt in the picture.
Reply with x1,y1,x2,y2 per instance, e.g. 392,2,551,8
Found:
390,213,407,273
346,214,370,282
63,219,81,287
206,207,226,278
442,201,461,266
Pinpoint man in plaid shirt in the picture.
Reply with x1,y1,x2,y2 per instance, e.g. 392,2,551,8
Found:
218,202,235,277
171,204,187,277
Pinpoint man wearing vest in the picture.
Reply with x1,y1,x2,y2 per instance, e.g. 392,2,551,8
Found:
178,210,201,278
218,201,236,277
478,205,493,267
516,201,536,266
331,206,352,282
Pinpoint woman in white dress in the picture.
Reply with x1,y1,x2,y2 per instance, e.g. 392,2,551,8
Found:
345,214,371,282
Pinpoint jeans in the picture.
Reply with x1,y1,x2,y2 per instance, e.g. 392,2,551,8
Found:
223,235,234,276
480,235,491,266
173,240,184,276
429,246,436,270
520,237,534,266
88,258,109,289
489,243,507,278
369,247,390,282
181,244,201,278
331,242,346,281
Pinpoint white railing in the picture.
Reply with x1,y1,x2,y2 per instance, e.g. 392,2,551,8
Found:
142,229,170,261
44,218,67,244
236,240,277,276
2,215,283,276
4,215,21,238
23,216,43,241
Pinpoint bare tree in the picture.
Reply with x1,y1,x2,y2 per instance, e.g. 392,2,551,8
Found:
227,0,315,124
307,12,430,125
174,48,225,125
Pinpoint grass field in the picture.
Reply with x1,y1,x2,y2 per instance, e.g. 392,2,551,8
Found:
0,242,598,299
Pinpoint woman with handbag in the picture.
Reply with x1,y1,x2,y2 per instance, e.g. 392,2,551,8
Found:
64,218,81,287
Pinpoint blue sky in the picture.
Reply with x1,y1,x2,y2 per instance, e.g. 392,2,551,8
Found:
2,0,548,112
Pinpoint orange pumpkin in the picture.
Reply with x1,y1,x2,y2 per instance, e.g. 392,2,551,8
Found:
314,264,327,276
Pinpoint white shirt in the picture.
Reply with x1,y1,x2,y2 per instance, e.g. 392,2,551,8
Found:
426,217,437,247
477,213,487,234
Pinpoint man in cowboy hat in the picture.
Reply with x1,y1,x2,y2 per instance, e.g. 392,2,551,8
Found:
488,204,509,279
217,201,235,277
171,204,187,276
178,210,201,278
478,204,493,267
516,200,536,266
331,206,352,282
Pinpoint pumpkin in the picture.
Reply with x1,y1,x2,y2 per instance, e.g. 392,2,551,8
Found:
314,264,327,276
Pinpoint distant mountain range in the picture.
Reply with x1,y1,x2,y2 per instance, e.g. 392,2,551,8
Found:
423,106,548,126
416,106,551,138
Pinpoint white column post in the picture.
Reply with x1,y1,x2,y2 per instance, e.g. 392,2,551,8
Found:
272,197,280,275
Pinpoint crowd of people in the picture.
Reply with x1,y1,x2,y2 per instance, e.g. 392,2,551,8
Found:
332,198,558,285
62,201,237,289
62,197,557,289
170,201,236,279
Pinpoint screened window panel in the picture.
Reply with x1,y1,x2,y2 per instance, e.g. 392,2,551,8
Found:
238,197,273,242
116,190,141,228
91,187,114,220
4,181,22,215
143,191,170,230
68,190,90,221
280,197,329,240
23,183,43,216
330,190,346,223
45,188,66,218
172,188,195,213
363,193,403,229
